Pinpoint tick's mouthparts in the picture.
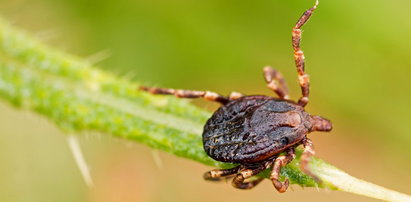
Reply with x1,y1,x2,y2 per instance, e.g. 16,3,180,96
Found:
311,115,333,132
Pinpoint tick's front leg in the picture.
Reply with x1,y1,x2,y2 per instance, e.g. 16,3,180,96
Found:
263,66,289,99
292,0,318,107
300,137,320,181
270,148,296,193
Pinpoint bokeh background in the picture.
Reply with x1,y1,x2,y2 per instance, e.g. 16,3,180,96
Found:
1,0,411,201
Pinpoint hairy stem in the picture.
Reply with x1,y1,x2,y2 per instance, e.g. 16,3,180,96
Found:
0,18,409,201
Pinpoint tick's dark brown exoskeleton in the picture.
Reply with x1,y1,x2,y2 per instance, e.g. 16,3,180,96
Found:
140,0,332,193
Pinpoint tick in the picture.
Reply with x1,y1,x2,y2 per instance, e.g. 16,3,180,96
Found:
140,0,332,193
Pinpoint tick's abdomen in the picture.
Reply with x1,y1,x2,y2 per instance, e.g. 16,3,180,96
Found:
203,96,310,164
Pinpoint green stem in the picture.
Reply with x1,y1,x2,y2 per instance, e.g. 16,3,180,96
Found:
0,17,409,201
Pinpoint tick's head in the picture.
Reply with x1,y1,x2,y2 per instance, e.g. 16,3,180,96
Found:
310,115,332,132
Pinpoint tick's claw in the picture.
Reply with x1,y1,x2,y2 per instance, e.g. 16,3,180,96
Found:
273,179,289,193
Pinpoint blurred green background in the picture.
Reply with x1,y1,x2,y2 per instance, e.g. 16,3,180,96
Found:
1,0,411,201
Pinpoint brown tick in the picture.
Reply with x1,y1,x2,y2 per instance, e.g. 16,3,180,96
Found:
140,0,332,193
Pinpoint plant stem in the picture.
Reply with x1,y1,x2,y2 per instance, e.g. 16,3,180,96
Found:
310,158,411,201
0,17,410,201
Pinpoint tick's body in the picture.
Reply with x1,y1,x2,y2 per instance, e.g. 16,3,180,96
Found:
203,96,311,164
140,0,332,193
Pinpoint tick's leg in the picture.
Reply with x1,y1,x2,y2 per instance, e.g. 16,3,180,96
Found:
292,0,318,107
140,86,229,105
231,161,271,189
270,148,296,193
300,137,320,181
203,165,242,181
228,91,243,100
263,66,289,99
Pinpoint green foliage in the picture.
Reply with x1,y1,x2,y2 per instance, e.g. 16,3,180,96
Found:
0,17,410,201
